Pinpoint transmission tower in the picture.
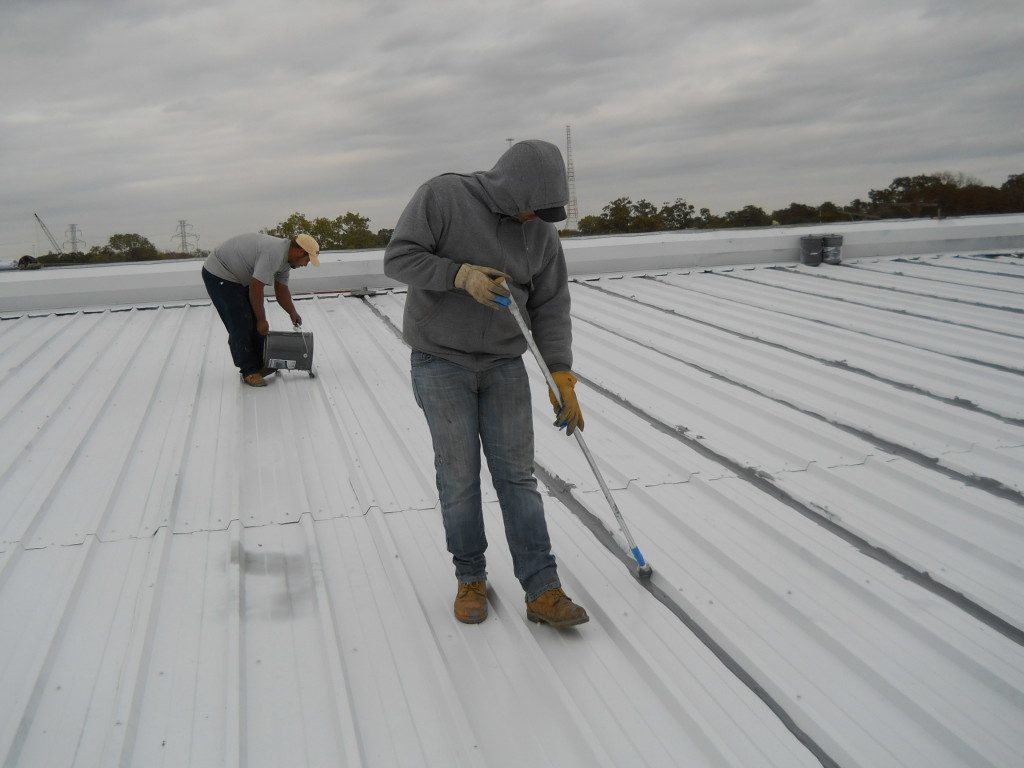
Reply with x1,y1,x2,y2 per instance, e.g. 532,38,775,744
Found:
565,125,580,229
64,224,85,254
171,219,200,254
506,137,515,150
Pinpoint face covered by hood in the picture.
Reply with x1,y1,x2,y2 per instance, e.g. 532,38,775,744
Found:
473,139,570,218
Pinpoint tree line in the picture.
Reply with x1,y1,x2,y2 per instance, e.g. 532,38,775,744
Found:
23,170,1022,265
28,210,394,266
261,211,393,249
32,233,206,266
572,171,1024,235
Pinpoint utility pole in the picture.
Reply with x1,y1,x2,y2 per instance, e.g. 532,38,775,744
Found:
565,125,580,230
64,224,85,254
172,219,200,254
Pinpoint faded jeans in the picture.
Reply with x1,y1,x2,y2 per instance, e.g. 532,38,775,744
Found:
410,350,560,602
202,268,264,376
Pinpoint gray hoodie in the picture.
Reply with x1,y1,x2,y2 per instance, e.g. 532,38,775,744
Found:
383,140,572,372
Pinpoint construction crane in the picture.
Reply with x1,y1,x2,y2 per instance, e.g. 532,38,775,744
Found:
33,212,63,256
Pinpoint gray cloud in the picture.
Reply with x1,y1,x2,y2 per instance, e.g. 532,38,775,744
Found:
1,0,1021,259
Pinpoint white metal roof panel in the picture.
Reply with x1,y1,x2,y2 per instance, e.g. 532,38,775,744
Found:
581,480,1024,768
651,270,1021,371
0,512,820,768
584,274,1023,420
845,256,1024,295
565,281,1023,493
728,265,1024,334
2,251,1023,767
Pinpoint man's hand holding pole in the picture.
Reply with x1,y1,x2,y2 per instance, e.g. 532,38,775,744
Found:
548,371,585,436
455,263,510,309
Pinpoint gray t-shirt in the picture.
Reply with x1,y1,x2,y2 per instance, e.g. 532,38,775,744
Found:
204,233,290,286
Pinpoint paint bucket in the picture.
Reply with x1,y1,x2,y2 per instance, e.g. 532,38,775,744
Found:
822,234,843,265
799,235,822,266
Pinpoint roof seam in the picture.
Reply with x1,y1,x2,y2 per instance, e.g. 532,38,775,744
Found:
579,279,1024,429
716,271,1024,339
533,462,842,768
570,299,1022,501
570,370,1024,649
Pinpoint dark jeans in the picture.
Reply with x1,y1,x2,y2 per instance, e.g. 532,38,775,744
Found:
410,350,560,601
202,268,264,376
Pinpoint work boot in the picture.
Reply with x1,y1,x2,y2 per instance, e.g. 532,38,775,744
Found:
526,587,589,629
454,581,488,624
242,372,266,387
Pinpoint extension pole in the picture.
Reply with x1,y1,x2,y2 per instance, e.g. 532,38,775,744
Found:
496,290,653,579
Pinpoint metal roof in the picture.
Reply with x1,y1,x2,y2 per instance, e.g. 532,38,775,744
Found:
1,252,1023,767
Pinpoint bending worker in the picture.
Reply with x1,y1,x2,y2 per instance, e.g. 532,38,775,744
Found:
202,232,319,387
384,139,589,629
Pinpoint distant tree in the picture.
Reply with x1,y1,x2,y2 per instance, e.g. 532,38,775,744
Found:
659,198,696,230
935,171,983,187
263,212,314,241
601,197,634,232
869,175,934,217
629,199,663,232
722,205,771,228
866,172,989,218
844,198,876,220
264,210,390,250
336,212,378,249
771,202,818,225
577,214,608,235
91,233,159,262
573,169,1020,238
1001,173,1024,210
698,207,724,229
816,201,846,223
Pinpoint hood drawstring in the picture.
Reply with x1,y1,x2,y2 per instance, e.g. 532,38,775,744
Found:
521,223,535,292
495,215,506,275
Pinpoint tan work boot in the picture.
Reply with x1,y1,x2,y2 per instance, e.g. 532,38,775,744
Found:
242,372,266,387
526,587,589,629
454,581,488,624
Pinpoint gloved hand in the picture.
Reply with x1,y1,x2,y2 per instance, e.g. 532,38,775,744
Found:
548,370,585,436
455,263,511,309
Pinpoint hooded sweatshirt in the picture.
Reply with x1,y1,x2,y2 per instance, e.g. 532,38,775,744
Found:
383,140,572,372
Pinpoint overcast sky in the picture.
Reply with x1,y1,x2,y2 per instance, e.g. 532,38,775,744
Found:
1,0,1021,260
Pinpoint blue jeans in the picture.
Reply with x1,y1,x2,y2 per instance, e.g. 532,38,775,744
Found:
410,351,560,602
202,268,264,376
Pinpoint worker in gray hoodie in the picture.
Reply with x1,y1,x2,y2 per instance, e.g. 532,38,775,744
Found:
384,140,588,630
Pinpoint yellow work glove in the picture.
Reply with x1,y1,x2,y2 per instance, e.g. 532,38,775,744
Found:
548,370,585,436
455,263,511,309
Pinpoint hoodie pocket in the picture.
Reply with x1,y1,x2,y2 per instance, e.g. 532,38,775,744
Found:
408,290,450,325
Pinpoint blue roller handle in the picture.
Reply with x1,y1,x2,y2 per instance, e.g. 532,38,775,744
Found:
495,295,511,307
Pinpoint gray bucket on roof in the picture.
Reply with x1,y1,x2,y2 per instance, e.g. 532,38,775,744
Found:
822,234,843,265
799,235,822,266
